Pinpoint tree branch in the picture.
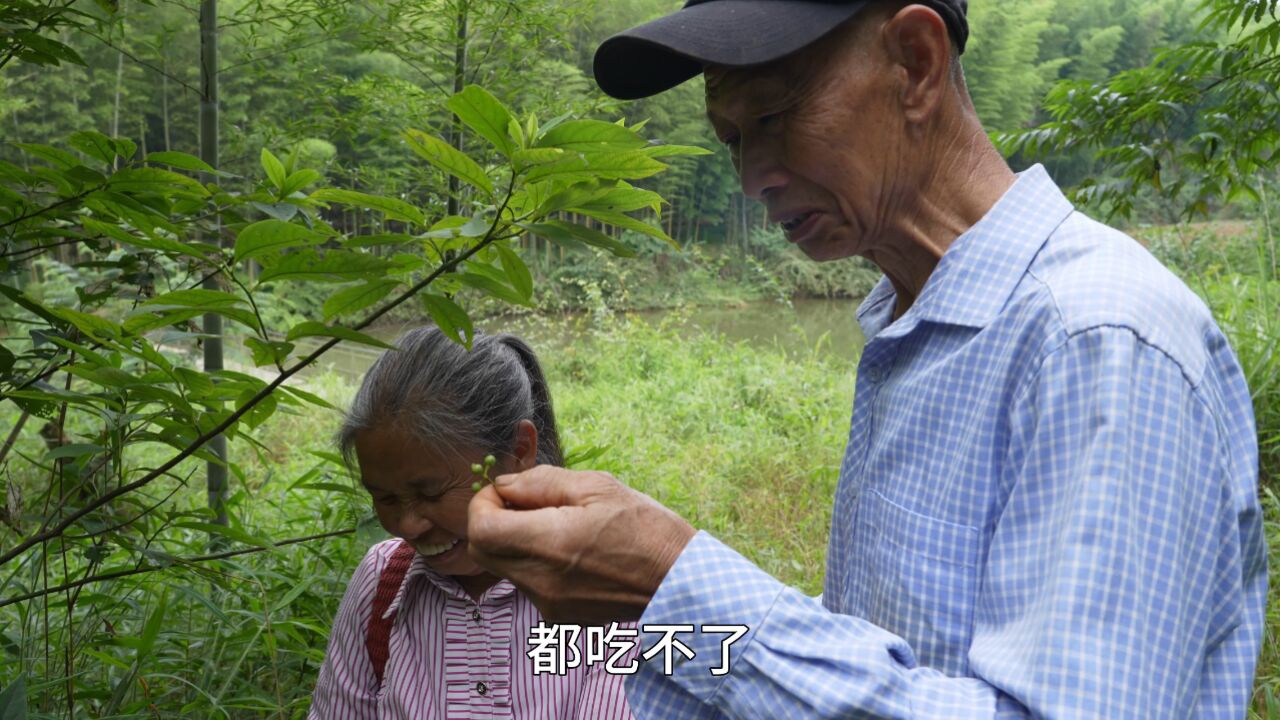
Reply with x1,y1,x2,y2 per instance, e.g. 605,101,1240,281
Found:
0,528,355,608
0,184,104,231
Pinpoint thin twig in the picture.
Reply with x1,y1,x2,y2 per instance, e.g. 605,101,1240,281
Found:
0,236,92,260
0,185,104,231
0,528,355,608
0,409,30,467
81,29,200,96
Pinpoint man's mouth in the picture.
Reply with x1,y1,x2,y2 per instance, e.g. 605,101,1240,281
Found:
413,538,461,557
781,211,817,233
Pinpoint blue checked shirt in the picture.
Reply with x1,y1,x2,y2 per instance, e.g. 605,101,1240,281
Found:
626,165,1267,718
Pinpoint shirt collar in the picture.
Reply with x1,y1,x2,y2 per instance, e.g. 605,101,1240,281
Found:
856,164,1073,339
384,553,519,618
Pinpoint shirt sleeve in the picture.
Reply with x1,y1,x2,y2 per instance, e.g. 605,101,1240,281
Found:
308,544,386,720
627,326,1266,719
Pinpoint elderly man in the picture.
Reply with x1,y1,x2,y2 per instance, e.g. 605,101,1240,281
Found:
469,0,1267,716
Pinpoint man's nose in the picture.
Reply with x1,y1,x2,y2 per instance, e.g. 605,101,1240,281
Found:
737,139,787,201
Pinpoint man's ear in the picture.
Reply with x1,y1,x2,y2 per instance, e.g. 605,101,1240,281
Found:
882,4,953,124
511,419,539,472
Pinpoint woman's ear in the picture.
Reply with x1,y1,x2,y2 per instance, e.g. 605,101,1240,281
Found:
511,419,539,472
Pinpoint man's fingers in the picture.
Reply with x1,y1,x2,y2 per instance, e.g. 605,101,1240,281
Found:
467,484,568,559
488,464,597,509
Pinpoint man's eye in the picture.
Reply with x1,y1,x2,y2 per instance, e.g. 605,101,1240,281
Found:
373,495,397,506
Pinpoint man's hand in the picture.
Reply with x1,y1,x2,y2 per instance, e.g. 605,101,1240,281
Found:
467,465,697,624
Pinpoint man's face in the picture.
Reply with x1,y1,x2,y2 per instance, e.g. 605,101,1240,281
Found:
704,18,905,262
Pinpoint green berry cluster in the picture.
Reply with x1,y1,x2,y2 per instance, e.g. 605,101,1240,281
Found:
470,454,497,492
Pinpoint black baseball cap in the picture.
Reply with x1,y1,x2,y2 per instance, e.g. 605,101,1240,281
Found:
593,0,969,100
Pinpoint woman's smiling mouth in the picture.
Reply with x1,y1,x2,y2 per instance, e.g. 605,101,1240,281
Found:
413,537,461,557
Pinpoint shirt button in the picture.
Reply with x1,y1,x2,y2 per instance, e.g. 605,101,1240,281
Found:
476,681,487,695
471,609,481,622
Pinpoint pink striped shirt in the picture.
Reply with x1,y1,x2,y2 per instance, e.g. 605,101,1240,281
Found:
309,539,634,719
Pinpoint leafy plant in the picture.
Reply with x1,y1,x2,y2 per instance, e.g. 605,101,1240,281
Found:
999,0,1280,221
0,84,700,716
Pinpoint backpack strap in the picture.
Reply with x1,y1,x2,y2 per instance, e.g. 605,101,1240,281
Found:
366,540,417,688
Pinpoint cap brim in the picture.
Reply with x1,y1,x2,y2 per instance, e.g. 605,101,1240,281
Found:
594,0,870,100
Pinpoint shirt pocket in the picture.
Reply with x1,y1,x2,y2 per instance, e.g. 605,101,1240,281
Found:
857,488,982,677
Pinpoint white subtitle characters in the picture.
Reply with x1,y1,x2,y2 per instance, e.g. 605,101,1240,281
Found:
526,622,582,674
640,624,696,675
527,623,749,675
702,624,749,676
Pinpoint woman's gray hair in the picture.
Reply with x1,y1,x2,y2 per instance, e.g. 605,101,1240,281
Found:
337,327,563,468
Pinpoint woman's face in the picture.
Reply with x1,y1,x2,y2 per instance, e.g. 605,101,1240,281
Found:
354,422,535,579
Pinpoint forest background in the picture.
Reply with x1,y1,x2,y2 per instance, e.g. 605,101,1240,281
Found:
1,0,1278,716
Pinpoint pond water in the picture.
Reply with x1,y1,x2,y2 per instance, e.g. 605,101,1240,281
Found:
285,298,867,379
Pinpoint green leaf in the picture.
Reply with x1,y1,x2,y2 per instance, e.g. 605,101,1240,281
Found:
144,151,216,174
236,387,278,430
404,129,494,196
345,233,418,248
280,169,322,196
420,293,474,349
458,270,531,307
82,218,208,260
524,153,666,184
136,590,168,658
257,250,393,284
108,167,206,195
571,208,679,250
310,189,426,226
0,674,27,720
261,148,287,190
177,521,274,548
512,148,570,168
447,85,517,158
573,185,664,214
293,481,361,496
322,279,400,321
16,143,79,169
270,576,316,614
45,443,107,462
0,285,63,325
49,307,121,340
638,143,713,158
520,220,636,258
564,443,611,469
536,120,647,151
286,321,396,349
234,219,325,262
244,337,294,367
69,130,120,165
280,385,337,411
495,244,533,301
0,345,14,375
175,367,215,399
64,365,137,388
142,288,245,312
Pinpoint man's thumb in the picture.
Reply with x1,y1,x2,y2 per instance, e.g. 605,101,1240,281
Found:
490,464,586,510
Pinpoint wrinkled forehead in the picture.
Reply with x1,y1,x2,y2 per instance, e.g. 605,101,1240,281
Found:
703,53,824,115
